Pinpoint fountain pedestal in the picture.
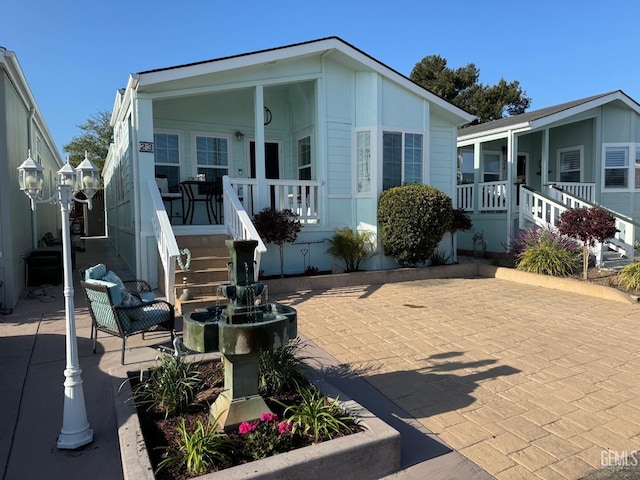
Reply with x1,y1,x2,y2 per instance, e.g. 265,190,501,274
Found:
208,239,296,431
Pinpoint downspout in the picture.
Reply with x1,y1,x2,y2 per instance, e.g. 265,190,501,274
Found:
131,86,143,277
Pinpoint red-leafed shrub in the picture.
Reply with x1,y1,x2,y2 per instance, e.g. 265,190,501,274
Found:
557,207,618,279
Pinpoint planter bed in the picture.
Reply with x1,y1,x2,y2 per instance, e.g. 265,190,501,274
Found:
114,364,401,480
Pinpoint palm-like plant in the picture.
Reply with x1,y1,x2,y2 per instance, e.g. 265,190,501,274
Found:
616,261,640,291
326,227,375,272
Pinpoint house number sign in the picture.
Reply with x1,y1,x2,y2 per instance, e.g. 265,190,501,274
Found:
139,141,154,153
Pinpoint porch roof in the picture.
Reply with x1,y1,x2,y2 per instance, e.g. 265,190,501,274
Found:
457,90,640,143
128,36,474,126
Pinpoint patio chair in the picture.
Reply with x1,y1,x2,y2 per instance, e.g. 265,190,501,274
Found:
81,263,155,303
81,279,175,364
156,175,182,222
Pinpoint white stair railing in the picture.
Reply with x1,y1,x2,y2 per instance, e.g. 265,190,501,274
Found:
148,179,180,304
519,185,637,266
222,175,266,273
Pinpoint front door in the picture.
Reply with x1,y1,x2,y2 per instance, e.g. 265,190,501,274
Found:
516,154,527,205
250,142,280,179
250,141,280,208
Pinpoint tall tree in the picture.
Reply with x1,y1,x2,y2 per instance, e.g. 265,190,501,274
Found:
63,110,113,173
410,55,531,123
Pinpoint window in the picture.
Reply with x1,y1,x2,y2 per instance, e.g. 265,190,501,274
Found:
459,151,474,183
297,136,311,180
558,147,582,182
154,133,180,191
382,132,423,190
196,135,228,182
604,146,629,189
483,153,502,182
356,131,371,193
602,144,640,190
635,148,640,190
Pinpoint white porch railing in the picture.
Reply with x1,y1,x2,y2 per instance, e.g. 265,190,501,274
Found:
148,179,180,304
519,186,636,266
548,182,595,203
223,176,266,271
456,184,474,210
229,178,321,224
456,181,507,211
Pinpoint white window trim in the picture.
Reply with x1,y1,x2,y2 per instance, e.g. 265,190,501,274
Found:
557,145,584,183
381,130,425,189
191,131,231,179
295,130,314,181
153,130,183,187
601,142,640,192
482,150,504,182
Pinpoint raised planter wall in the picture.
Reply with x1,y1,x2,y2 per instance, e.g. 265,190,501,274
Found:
114,373,401,480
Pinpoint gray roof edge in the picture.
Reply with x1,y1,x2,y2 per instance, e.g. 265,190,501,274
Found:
458,90,638,139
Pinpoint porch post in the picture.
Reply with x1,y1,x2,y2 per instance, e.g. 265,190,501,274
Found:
254,85,268,210
541,129,549,191
506,132,514,244
473,142,481,215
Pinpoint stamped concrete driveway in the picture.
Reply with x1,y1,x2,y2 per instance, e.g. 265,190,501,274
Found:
278,277,640,480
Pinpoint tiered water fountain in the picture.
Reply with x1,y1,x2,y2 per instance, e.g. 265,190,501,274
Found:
182,239,297,430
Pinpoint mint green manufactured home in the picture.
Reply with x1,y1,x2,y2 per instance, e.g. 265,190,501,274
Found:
1,48,64,311
456,91,640,258
104,37,472,291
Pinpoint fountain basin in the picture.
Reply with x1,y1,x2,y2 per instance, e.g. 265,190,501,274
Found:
219,307,297,356
182,307,223,353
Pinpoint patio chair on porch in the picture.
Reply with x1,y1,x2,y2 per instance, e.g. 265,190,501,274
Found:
81,279,175,364
80,263,175,365
156,175,182,222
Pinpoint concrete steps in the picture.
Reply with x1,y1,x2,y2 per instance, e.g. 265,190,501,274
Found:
174,234,230,315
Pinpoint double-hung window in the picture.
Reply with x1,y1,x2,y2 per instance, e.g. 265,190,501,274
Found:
558,146,582,182
154,133,181,192
382,132,423,190
196,135,228,182
483,152,502,182
602,144,640,190
297,136,312,180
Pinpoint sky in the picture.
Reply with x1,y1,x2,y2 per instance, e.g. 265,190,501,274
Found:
3,0,639,159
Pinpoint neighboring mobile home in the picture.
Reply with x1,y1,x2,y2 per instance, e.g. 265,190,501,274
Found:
0,47,64,311
456,90,640,258
103,36,472,303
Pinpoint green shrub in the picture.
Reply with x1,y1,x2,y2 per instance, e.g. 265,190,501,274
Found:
258,338,309,397
515,228,581,277
377,184,453,267
282,386,356,443
157,416,233,475
130,353,203,419
616,261,640,291
326,227,375,272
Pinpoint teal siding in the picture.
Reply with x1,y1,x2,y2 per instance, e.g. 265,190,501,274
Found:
429,127,455,195
326,122,352,195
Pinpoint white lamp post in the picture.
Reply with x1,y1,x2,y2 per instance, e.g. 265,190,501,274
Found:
18,150,98,449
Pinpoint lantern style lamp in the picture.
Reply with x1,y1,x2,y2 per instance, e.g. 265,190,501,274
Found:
17,150,99,449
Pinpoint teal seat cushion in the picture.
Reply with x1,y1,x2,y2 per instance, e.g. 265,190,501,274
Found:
85,263,107,281
85,279,122,306
102,270,140,307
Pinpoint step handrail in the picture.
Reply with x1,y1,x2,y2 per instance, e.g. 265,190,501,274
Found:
148,179,180,304
222,175,266,273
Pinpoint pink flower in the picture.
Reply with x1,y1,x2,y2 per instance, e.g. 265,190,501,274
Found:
259,412,278,423
278,421,292,434
239,421,257,434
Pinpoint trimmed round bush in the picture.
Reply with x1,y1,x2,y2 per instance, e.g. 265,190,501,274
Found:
377,184,453,267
